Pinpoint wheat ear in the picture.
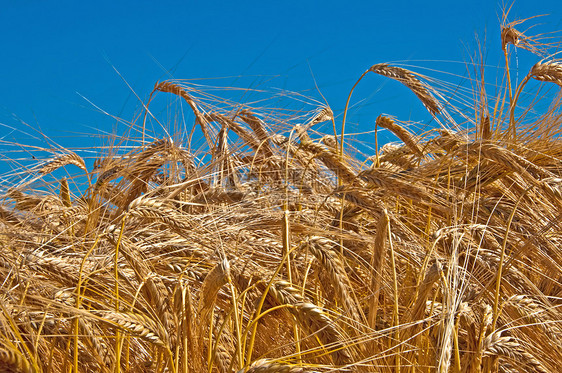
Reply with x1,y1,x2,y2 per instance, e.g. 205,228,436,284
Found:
99,311,170,348
155,81,214,148
529,59,562,87
483,330,547,373
306,236,361,323
39,151,87,175
0,347,37,373
376,115,423,157
368,63,441,116
238,358,320,373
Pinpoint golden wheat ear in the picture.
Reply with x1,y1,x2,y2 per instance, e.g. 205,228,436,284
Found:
0,347,37,373
375,115,423,157
510,57,562,128
501,13,556,57
529,58,562,87
367,63,441,116
239,358,321,373
154,81,214,148
39,151,87,175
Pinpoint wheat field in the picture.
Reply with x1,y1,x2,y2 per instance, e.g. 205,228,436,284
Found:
1,10,562,373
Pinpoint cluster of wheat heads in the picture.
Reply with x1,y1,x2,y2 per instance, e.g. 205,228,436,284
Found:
1,11,562,373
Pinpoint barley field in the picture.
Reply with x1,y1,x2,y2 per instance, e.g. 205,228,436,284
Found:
1,11,562,373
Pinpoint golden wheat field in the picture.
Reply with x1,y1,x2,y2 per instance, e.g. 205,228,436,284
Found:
1,9,562,373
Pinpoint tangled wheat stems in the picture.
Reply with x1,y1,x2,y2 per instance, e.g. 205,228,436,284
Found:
1,10,562,373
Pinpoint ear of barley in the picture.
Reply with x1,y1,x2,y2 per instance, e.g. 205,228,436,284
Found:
206,112,261,150
238,109,271,146
155,80,214,147
127,197,193,233
25,250,80,286
541,177,562,201
406,260,441,325
266,281,351,366
501,26,522,51
307,106,334,127
117,238,172,330
529,59,562,87
506,295,562,344
306,236,361,323
198,259,230,318
78,318,112,368
501,16,551,56
468,142,553,182
368,63,441,116
376,115,423,157
238,358,319,373
99,311,170,348
59,177,71,207
292,302,352,366
39,151,87,175
0,205,20,225
358,167,434,204
155,81,198,110
0,347,36,373
94,166,122,190
480,115,491,140
483,330,548,373
368,209,389,330
299,140,357,184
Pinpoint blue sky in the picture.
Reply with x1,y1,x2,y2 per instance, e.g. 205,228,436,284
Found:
1,0,561,155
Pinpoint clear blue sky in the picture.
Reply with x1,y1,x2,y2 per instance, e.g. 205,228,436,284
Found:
1,0,561,154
